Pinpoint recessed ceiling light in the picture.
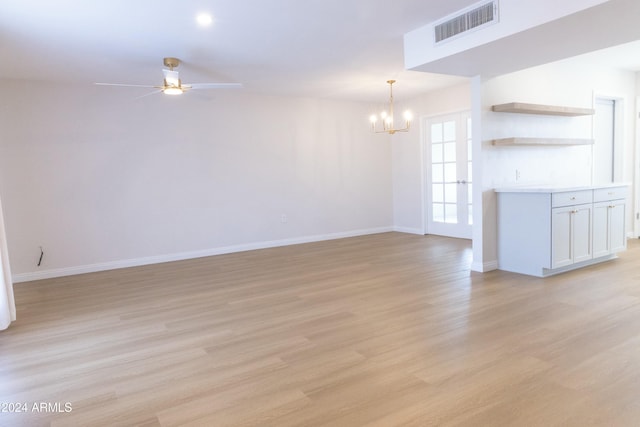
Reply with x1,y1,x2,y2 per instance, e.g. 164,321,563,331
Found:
196,13,213,27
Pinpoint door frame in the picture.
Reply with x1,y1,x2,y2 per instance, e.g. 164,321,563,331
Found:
421,110,472,239
592,93,634,238
592,94,625,185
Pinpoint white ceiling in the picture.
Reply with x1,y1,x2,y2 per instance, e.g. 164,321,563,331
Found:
0,0,638,102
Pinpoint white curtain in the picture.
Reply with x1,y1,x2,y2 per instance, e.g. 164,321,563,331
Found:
0,197,15,331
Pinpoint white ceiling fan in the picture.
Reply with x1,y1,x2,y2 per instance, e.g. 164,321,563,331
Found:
95,57,242,96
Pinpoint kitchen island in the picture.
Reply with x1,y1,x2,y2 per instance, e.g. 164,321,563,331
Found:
495,184,628,277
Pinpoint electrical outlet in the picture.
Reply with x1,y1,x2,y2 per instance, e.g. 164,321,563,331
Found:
515,169,521,181
280,214,288,223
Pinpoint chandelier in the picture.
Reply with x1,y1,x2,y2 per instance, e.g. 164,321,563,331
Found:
369,80,412,134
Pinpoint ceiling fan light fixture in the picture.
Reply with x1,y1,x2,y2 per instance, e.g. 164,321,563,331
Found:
162,66,183,95
164,70,180,87
163,87,183,95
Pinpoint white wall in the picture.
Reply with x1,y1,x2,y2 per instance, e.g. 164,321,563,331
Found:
0,79,393,281
478,58,637,267
391,82,471,234
3,61,634,281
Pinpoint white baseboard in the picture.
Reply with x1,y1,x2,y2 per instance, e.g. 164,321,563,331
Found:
13,227,394,283
392,226,424,235
471,260,498,273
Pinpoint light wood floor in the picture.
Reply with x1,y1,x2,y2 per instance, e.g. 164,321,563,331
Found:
2,233,640,426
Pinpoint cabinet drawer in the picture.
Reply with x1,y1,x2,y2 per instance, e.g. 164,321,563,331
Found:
594,186,627,202
552,190,592,207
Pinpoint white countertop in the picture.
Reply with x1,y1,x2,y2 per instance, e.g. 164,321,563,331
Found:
494,183,630,193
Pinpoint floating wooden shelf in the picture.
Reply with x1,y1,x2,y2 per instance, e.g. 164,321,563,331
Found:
491,102,595,116
492,137,595,146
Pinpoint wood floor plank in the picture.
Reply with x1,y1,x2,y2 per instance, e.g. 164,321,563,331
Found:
1,233,640,426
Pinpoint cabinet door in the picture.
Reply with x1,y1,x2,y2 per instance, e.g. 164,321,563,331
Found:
609,201,626,253
592,202,610,258
593,200,626,257
552,204,592,268
552,207,573,268
573,205,592,264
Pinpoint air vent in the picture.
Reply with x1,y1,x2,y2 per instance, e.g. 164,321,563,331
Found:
434,1,498,44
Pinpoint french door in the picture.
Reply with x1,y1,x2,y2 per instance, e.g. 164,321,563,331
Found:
425,112,472,239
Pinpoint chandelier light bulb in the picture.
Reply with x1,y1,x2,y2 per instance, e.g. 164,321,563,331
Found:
403,111,413,122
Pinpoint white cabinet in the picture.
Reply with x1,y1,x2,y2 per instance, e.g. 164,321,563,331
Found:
496,185,628,277
551,204,592,268
593,200,626,258
550,189,593,269
609,202,627,253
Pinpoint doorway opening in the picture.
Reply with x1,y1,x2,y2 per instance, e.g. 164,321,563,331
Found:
593,97,617,184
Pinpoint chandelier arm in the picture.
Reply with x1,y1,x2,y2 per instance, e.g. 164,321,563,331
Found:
388,80,394,131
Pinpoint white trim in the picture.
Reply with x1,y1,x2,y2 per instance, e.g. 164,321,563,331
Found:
393,226,424,235
471,259,498,272
540,254,618,278
635,96,640,238
419,118,427,235
13,227,393,283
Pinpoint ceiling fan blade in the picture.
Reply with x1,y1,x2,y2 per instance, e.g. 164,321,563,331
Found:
95,83,159,88
133,89,165,100
186,83,243,90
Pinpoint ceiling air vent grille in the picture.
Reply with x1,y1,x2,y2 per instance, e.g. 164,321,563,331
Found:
434,1,498,44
